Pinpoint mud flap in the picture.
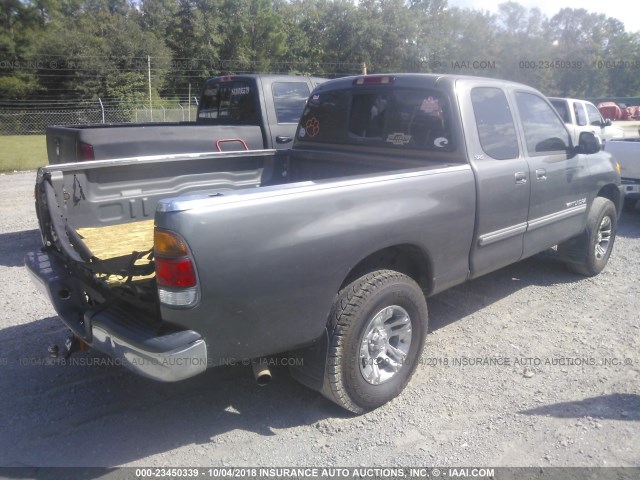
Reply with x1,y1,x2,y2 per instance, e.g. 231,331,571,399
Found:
288,329,329,391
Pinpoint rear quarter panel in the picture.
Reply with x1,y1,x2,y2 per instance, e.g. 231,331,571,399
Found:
157,166,476,362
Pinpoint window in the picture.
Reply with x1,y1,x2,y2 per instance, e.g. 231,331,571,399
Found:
272,82,311,124
198,81,257,124
297,87,454,151
515,92,570,154
550,99,570,124
574,102,588,126
585,102,604,126
471,87,519,160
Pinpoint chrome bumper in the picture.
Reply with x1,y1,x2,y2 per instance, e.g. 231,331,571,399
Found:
91,325,207,382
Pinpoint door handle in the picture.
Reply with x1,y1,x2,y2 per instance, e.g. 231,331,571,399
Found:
536,169,547,180
276,135,293,144
515,172,527,184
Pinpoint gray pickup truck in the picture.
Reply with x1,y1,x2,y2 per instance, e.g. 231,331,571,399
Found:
46,74,324,163
26,74,623,414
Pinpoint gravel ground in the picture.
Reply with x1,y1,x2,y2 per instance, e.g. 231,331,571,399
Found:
0,171,638,468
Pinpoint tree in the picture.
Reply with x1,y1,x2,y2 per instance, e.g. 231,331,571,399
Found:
0,0,42,98
30,0,171,105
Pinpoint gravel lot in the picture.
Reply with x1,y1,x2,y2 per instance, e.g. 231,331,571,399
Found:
0,171,638,468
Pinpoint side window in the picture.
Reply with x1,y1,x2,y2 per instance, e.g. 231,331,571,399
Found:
272,82,311,124
515,92,570,154
550,99,570,123
574,103,588,126
470,87,519,160
585,103,603,126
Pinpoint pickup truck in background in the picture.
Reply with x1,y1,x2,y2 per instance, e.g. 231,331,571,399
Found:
46,74,325,164
549,97,625,143
603,138,640,211
27,74,623,414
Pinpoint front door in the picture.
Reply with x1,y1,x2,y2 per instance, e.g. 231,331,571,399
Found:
513,91,589,258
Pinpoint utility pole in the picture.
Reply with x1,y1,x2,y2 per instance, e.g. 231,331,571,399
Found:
188,83,191,122
148,55,153,120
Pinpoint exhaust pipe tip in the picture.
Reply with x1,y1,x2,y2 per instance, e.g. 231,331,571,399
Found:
251,359,272,387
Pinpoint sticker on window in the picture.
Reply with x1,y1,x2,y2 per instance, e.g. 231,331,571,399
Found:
231,86,250,95
434,137,449,148
386,133,412,145
305,117,320,137
420,96,441,114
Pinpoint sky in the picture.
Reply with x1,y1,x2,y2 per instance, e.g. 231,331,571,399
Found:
448,0,640,34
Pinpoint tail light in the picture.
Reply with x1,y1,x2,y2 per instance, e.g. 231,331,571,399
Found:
154,228,199,307
78,142,95,161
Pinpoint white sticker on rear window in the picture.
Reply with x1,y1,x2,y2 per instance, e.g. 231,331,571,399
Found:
434,137,449,148
231,86,250,95
386,133,412,145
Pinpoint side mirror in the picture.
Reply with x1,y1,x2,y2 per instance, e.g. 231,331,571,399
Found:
576,131,601,154
602,118,612,127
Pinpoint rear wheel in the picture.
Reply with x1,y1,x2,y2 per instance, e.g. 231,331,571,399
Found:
560,197,617,276
321,270,428,414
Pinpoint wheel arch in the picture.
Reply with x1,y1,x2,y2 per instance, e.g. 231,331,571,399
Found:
339,244,434,295
596,183,622,215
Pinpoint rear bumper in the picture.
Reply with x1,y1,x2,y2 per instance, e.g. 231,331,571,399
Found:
25,249,207,382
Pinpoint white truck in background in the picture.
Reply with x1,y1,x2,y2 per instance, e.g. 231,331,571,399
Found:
603,138,640,212
549,97,625,143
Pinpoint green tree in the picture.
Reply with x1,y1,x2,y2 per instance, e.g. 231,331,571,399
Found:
30,1,171,105
216,0,286,72
0,0,42,98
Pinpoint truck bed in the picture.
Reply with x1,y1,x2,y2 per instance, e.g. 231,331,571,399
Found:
35,147,463,292
604,138,640,181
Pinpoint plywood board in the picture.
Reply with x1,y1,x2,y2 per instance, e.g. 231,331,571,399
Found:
76,220,155,284
77,220,155,259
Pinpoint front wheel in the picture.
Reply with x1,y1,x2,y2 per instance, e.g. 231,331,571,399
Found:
560,197,617,276
321,270,428,414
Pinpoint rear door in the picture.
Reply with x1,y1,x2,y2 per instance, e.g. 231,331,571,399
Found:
261,79,314,149
513,91,589,257
459,81,530,278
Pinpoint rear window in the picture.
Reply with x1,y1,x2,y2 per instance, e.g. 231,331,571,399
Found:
297,87,454,151
272,82,311,123
198,81,257,124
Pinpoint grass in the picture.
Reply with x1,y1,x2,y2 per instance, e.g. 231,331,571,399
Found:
0,135,48,172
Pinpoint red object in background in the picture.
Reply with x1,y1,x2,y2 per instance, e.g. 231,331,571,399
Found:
627,106,640,121
597,102,624,121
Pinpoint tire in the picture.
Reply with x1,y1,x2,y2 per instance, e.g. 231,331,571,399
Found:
321,270,428,414
561,197,617,276
623,197,637,213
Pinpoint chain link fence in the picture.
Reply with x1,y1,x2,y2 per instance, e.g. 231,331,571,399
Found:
0,105,199,135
